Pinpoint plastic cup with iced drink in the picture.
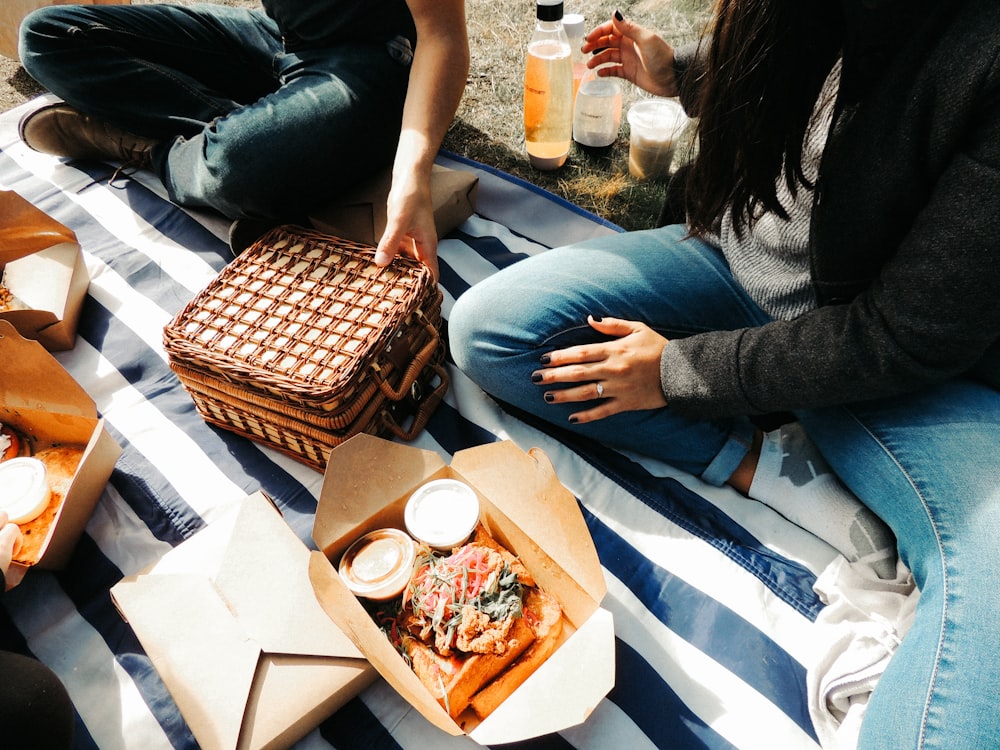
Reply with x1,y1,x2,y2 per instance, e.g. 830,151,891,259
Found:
627,98,688,181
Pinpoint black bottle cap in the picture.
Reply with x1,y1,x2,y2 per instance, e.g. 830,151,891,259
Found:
537,0,564,22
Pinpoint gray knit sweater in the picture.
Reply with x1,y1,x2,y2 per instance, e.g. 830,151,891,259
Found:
719,59,842,321
661,0,1000,419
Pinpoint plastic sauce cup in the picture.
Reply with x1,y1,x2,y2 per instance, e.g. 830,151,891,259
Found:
0,457,51,524
627,98,688,181
404,479,480,552
338,528,416,601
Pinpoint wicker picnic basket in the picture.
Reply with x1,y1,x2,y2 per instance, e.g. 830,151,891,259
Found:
162,225,449,471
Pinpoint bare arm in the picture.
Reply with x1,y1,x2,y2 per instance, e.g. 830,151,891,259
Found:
374,0,470,278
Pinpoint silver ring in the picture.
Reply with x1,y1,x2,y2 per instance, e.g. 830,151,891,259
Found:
596,383,604,399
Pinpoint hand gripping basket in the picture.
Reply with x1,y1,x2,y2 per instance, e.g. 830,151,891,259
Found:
163,226,449,471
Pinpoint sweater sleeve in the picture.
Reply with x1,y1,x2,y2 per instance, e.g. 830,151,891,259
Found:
660,149,1000,419
660,37,1000,419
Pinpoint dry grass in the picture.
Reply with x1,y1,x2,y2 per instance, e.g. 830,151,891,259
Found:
1,0,713,230
447,0,712,229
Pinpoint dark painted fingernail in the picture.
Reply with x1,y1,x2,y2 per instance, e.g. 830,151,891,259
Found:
569,416,579,424
591,315,603,322
539,354,551,365
544,392,555,402
614,10,624,21
531,372,543,383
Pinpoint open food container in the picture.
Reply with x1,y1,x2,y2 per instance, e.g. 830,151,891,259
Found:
0,190,89,351
309,433,615,744
0,320,120,568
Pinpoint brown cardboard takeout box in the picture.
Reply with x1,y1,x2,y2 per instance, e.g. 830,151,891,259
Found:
111,492,376,750
309,434,615,745
1,190,90,351
308,164,479,246
0,320,121,568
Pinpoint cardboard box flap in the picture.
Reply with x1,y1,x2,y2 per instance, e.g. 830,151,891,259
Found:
470,607,615,744
212,493,363,658
308,550,465,737
121,492,363,660
3,243,79,318
0,320,94,417
32,423,121,569
112,573,264,749
450,442,608,604
0,190,78,265
307,164,479,246
0,193,89,352
112,493,374,750
314,434,446,557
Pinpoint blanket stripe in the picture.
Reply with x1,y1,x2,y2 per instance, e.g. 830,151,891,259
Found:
0,97,829,750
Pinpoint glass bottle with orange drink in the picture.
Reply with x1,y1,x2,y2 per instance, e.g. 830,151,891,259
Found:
523,0,573,170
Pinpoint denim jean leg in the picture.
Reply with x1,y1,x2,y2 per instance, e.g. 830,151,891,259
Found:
161,41,409,219
449,224,771,479
801,380,1000,749
19,3,283,138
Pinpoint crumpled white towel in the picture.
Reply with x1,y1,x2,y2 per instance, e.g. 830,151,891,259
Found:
807,556,919,749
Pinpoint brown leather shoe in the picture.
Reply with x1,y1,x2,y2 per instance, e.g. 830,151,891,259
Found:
18,102,159,169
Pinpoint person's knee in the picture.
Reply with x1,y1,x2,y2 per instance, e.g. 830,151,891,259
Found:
447,287,490,374
18,8,56,78
19,5,66,41
18,5,86,83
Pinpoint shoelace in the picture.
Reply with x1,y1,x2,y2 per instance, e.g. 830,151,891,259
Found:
81,158,147,191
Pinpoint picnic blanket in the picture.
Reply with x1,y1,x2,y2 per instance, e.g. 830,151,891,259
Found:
0,95,847,750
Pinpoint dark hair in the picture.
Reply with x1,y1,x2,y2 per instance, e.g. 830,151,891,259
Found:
684,0,845,237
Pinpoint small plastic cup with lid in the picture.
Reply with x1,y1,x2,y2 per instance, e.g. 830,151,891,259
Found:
0,457,52,524
404,478,480,552
627,97,688,181
338,528,417,601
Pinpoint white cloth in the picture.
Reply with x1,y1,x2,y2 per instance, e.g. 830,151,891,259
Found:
807,556,918,749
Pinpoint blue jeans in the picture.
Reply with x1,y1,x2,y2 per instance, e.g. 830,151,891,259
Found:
18,3,411,219
448,223,1000,749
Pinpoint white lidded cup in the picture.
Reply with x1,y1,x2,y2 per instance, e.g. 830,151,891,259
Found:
626,98,688,181
0,457,51,524
404,478,480,552
338,528,416,601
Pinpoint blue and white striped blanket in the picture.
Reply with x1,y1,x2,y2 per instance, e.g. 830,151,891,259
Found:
1,95,840,750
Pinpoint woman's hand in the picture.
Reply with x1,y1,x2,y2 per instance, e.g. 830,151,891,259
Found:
532,315,669,424
0,511,26,591
582,13,678,98
376,173,441,280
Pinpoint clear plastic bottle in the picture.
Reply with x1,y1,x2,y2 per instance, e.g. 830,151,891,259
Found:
573,58,622,149
562,13,587,102
523,0,573,170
